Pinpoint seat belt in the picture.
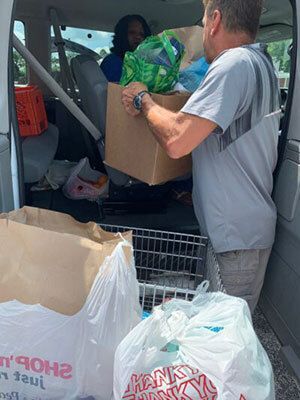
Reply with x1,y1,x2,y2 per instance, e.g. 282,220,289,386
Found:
50,8,78,103
50,9,102,168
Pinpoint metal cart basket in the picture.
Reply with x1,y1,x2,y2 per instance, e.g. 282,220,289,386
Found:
101,225,224,312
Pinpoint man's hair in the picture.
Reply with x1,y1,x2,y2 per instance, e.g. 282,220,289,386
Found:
203,0,263,38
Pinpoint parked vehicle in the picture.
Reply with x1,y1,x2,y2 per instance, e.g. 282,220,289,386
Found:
0,0,299,387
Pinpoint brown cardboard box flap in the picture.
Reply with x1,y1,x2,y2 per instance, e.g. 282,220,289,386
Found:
0,207,132,315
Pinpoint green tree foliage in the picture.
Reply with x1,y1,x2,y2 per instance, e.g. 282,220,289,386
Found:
13,50,27,84
267,39,291,73
98,48,108,60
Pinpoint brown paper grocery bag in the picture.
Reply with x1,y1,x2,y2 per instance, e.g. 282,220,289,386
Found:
0,207,132,315
160,26,204,70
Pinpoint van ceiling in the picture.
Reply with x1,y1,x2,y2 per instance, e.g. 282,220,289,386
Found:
15,0,292,33
15,0,203,32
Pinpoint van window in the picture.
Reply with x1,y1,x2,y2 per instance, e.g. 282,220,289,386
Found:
50,26,113,84
13,21,28,85
268,39,292,89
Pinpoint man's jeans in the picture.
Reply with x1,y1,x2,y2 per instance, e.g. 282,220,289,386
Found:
216,248,272,314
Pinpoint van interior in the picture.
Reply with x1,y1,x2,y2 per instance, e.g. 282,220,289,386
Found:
13,0,293,229
11,0,300,395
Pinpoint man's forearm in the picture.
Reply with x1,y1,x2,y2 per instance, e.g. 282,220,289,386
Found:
121,86,217,159
141,94,183,157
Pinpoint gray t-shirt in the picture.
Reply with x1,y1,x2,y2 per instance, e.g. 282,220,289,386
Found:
181,44,280,253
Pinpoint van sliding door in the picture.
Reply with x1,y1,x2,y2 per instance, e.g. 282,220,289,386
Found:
260,0,300,380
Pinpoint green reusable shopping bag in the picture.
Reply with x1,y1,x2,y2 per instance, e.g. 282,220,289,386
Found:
120,30,185,93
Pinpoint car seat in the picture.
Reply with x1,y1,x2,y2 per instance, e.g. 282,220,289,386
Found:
22,123,59,183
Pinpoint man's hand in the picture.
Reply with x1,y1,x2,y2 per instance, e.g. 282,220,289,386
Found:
122,82,148,116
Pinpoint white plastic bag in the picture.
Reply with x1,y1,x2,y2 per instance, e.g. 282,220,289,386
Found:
63,157,109,201
113,283,275,400
0,240,141,399
45,159,78,189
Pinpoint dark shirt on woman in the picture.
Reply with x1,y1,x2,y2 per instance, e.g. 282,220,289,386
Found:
100,53,123,82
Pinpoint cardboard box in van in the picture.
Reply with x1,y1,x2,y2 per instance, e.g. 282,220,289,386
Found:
105,83,192,186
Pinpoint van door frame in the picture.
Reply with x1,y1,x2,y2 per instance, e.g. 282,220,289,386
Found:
274,0,297,176
0,0,20,212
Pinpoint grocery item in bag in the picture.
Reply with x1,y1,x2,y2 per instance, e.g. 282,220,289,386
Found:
120,30,185,93
0,207,141,399
179,56,210,92
170,26,205,70
113,282,275,400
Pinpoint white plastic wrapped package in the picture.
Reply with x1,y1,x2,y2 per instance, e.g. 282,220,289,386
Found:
113,283,275,400
0,241,141,399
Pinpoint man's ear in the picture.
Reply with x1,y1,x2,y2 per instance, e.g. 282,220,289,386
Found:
210,10,222,36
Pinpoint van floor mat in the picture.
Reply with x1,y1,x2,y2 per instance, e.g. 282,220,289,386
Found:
26,186,54,210
29,189,199,234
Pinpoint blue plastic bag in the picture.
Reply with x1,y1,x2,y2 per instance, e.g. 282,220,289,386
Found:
142,311,151,320
179,57,209,92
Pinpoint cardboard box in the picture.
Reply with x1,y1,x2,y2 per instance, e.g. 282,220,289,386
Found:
105,83,192,185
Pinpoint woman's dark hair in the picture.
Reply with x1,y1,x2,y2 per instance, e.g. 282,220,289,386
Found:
111,15,151,58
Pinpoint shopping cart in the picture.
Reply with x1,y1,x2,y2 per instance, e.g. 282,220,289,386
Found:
101,225,224,312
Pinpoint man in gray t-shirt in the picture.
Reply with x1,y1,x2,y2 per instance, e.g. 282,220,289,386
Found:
182,44,279,254
122,0,280,313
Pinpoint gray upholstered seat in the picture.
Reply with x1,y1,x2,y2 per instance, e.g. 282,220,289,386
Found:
71,55,130,186
22,123,59,183
70,55,107,133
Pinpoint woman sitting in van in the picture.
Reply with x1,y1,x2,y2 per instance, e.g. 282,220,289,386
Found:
101,15,151,83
